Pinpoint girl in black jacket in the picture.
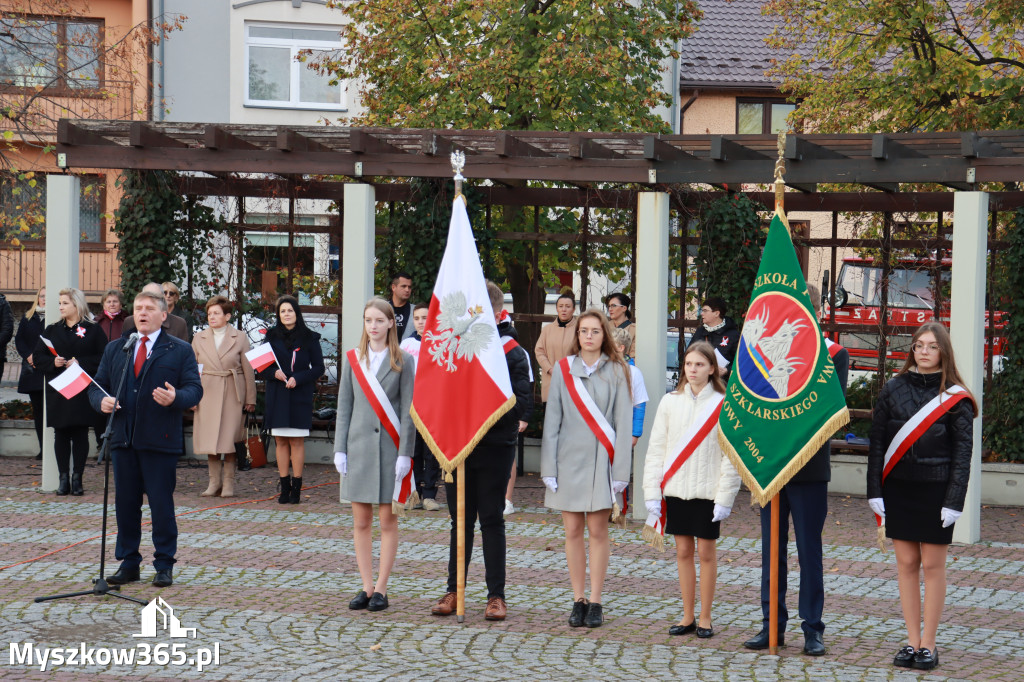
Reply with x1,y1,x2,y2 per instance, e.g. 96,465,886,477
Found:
867,322,977,671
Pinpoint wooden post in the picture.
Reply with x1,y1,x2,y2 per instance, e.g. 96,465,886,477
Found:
456,460,466,623
768,493,780,654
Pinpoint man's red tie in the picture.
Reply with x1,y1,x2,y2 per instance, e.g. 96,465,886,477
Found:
134,336,149,377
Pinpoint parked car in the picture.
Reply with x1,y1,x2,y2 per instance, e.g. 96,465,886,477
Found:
665,330,693,392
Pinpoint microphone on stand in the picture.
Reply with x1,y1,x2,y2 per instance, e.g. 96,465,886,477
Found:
122,332,141,352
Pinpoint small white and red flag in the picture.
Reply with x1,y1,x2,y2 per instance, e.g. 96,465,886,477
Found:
245,342,279,373
411,195,515,476
48,363,101,400
40,337,58,356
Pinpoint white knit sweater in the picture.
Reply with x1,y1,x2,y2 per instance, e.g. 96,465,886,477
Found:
642,383,741,507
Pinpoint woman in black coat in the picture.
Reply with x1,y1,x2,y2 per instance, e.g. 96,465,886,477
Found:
15,287,46,459
32,288,107,496
259,296,324,504
867,322,976,672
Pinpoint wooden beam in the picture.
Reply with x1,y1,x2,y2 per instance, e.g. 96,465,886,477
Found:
494,131,552,158
276,129,332,154
349,129,403,155
710,136,769,161
204,125,260,151
57,120,114,146
643,136,697,161
130,122,189,148
962,132,1015,158
569,134,625,159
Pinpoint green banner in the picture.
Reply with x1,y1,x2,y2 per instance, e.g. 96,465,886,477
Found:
718,211,849,505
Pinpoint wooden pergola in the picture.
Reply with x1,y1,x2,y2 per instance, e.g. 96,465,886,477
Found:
48,120,1024,540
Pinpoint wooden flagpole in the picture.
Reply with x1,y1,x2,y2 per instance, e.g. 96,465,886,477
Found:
768,131,787,655
452,151,467,624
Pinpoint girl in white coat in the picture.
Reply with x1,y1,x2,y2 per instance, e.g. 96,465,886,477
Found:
642,341,740,638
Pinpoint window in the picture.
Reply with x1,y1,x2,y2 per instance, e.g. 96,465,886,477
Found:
1,173,104,242
736,98,796,135
0,14,103,90
245,23,344,110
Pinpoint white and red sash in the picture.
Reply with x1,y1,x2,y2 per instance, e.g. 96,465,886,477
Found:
647,392,725,536
874,384,970,527
559,356,619,508
824,336,844,359
347,349,414,506
503,336,534,382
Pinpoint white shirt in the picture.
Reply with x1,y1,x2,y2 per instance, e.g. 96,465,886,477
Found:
582,357,601,376
136,328,161,360
628,364,649,407
399,336,421,371
366,346,388,376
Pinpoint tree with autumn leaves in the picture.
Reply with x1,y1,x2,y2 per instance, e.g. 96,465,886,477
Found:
312,0,701,352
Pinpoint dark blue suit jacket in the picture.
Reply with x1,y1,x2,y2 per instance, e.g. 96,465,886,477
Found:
89,332,203,454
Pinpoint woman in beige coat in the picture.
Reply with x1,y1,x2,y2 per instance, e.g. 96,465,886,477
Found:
642,341,740,639
534,291,578,402
541,309,632,629
192,296,256,498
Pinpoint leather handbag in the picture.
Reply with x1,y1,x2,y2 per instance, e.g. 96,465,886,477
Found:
245,413,267,468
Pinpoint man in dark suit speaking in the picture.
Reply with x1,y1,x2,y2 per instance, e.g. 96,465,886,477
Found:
89,290,202,588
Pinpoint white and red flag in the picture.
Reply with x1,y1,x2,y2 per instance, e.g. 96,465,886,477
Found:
411,195,515,475
40,337,58,356
245,342,279,373
48,363,105,400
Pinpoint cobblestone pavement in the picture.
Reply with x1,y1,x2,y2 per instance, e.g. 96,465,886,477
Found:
1,456,1021,680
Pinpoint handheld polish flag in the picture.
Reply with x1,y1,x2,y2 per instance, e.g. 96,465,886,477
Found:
40,337,58,356
48,363,108,400
245,343,279,374
411,168,515,477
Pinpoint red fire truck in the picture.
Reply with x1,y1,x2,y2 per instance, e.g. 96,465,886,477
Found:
823,257,1007,371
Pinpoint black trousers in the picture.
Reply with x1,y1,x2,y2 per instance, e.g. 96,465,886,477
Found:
54,425,90,475
412,432,441,500
28,391,43,454
444,443,515,599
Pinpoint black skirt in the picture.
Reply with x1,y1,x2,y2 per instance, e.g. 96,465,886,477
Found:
883,478,954,545
664,497,720,540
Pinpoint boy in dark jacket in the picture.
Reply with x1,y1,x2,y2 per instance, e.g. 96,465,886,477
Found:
431,281,533,622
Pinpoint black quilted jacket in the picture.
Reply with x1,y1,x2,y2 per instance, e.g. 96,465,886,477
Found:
866,371,974,510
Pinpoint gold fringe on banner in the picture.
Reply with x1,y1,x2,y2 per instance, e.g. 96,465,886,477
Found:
410,394,516,478
610,503,627,529
720,406,850,508
877,524,888,552
641,524,666,553
391,490,420,518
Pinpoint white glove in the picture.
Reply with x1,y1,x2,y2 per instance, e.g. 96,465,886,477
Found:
612,480,629,495
542,476,558,492
333,452,347,475
395,455,412,480
645,500,662,518
711,504,732,522
940,507,962,528
868,497,885,519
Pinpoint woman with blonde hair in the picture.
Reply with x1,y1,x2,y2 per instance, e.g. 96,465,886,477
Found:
541,309,632,628
192,296,256,498
642,341,740,639
33,287,107,495
868,322,976,671
334,298,416,612
15,287,46,459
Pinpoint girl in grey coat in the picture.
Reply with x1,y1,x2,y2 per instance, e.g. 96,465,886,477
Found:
334,298,415,613
541,309,633,629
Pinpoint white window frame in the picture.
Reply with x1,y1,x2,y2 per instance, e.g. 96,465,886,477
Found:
244,22,345,111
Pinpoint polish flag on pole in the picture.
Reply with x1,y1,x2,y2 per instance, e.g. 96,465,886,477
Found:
40,337,58,356
245,343,279,373
48,363,105,400
411,193,515,475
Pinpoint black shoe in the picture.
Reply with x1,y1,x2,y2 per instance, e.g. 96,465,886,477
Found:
893,645,916,667
367,592,389,612
743,628,785,650
349,590,370,610
289,477,302,504
152,569,173,587
278,476,291,504
35,452,43,460
803,631,825,656
584,602,604,628
56,473,70,496
70,473,84,496
912,647,938,670
669,621,696,636
106,566,140,585
696,624,714,639
568,599,588,627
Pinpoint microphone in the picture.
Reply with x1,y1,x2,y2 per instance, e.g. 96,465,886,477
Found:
122,332,141,352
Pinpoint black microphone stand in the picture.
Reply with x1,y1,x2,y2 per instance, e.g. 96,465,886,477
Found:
35,338,147,605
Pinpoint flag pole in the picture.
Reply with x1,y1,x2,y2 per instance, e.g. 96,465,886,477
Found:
451,150,468,624
768,130,787,655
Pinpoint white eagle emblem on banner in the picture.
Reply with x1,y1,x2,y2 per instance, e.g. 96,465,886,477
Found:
425,291,493,372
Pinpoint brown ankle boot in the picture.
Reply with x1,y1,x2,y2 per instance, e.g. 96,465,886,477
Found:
201,458,223,496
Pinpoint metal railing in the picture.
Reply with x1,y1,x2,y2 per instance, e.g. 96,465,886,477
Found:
0,242,121,293
0,80,138,133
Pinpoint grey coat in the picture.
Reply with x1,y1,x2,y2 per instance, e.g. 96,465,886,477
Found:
335,349,416,504
540,354,633,512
